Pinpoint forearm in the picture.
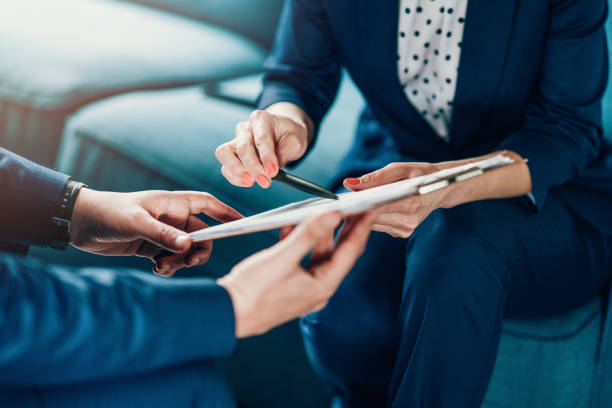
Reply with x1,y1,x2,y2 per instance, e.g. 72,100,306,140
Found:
0,255,236,386
438,151,532,209
0,148,69,248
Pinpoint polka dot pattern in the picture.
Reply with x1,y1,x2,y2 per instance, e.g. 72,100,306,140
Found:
397,0,467,140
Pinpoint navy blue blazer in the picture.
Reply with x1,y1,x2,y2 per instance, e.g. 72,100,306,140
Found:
259,0,612,235
0,148,235,385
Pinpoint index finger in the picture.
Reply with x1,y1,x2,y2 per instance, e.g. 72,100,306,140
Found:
180,192,244,223
250,110,280,178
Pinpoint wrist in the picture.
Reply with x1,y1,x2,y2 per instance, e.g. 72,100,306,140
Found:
436,150,530,209
69,187,97,245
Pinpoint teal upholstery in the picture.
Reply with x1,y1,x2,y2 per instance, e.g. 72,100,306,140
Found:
0,0,265,165
484,298,602,408
124,0,285,49
54,74,604,407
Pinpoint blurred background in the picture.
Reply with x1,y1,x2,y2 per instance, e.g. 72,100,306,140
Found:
2,1,612,407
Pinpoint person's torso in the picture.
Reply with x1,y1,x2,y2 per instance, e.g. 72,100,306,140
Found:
320,0,612,233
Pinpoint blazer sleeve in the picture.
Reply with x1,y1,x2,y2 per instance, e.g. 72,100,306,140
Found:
499,0,609,208
257,0,342,151
0,148,70,248
0,255,236,386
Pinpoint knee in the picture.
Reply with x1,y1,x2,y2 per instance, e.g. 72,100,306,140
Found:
404,211,509,302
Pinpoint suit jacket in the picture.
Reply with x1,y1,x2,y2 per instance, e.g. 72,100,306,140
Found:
0,148,236,385
259,0,612,235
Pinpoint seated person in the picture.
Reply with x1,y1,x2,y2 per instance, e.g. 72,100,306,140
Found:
0,147,374,407
215,0,612,406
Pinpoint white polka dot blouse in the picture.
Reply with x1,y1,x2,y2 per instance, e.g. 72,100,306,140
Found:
397,0,467,141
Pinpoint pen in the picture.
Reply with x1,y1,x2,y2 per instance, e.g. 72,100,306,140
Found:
273,169,339,200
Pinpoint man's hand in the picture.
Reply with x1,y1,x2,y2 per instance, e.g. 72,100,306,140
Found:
216,103,313,188
218,212,375,338
70,189,243,276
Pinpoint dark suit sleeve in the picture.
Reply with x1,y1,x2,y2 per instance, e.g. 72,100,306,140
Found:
499,0,609,208
0,255,236,386
257,0,342,150
0,148,70,248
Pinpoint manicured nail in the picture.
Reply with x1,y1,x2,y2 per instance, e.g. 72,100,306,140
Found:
345,178,361,185
175,234,189,248
257,174,271,188
242,172,254,186
266,162,276,176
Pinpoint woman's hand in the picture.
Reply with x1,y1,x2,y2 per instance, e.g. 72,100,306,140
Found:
216,103,313,188
70,189,243,276
343,162,447,238
342,151,532,239
217,212,375,338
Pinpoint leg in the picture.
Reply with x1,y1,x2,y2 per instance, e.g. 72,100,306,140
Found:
388,196,612,408
0,360,235,408
301,231,407,407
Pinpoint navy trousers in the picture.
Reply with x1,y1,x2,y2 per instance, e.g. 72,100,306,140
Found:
0,361,235,408
301,194,612,408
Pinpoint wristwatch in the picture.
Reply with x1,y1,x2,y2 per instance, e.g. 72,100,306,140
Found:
49,179,87,250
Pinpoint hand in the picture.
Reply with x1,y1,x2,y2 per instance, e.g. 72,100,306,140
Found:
70,189,243,276
217,212,375,338
215,103,312,188
343,162,445,238
341,151,532,239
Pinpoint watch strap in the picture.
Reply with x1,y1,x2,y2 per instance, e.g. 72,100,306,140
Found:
49,180,86,250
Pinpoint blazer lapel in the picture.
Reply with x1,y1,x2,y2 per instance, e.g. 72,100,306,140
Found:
449,0,518,148
356,0,438,140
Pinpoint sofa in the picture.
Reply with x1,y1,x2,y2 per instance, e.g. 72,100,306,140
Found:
2,1,611,407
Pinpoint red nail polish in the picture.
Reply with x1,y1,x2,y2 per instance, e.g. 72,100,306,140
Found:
266,162,276,176
345,178,361,185
257,174,271,188
242,172,254,186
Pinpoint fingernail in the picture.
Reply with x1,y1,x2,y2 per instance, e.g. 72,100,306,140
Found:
175,234,190,248
345,178,361,185
191,258,201,267
242,172,254,186
266,162,276,176
257,174,271,188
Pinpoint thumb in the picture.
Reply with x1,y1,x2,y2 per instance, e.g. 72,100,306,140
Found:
139,216,192,253
274,212,342,265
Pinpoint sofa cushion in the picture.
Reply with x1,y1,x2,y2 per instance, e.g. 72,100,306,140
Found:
483,297,602,408
0,0,265,110
125,0,284,49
